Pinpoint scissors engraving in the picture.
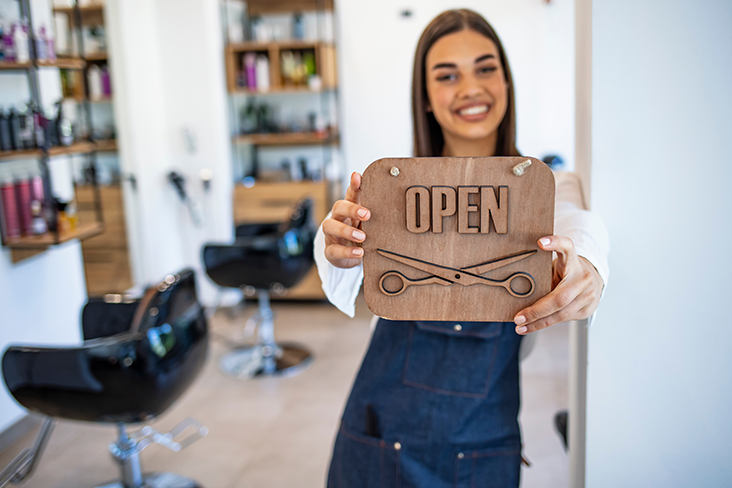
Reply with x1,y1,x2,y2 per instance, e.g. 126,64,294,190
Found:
377,249,537,298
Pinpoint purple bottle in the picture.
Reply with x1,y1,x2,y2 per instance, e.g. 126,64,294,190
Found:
244,53,257,91
14,175,32,235
101,65,111,96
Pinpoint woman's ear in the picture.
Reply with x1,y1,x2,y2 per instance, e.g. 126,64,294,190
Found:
426,102,432,113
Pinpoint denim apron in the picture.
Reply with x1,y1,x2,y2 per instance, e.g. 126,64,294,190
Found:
327,318,523,488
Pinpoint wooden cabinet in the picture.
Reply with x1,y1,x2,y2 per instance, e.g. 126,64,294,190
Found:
77,185,133,295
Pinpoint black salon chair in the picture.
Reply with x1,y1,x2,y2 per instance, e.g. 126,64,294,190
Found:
203,198,316,379
0,269,209,488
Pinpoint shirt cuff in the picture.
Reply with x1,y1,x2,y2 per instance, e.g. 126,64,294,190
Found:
314,220,364,318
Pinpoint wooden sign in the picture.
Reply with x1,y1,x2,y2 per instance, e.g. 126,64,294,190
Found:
361,157,555,322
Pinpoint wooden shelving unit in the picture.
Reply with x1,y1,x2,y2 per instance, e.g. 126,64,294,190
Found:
84,52,108,62
225,41,337,93
0,148,42,161
38,58,86,69
247,0,333,15
234,131,338,146
3,222,105,249
94,139,117,152
0,0,108,264
0,61,31,71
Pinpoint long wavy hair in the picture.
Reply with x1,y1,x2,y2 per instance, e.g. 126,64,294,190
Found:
412,9,520,157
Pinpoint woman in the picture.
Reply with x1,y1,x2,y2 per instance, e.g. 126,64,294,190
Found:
315,9,608,487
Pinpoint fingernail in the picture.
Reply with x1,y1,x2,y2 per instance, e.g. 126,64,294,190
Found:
514,315,526,325
353,230,365,240
516,326,527,334
357,208,369,218
352,248,363,256
540,238,551,246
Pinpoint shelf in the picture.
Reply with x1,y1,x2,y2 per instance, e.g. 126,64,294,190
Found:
53,4,104,15
0,148,42,162
0,61,31,71
38,58,86,70
3,222,105,249
227,40,328,53
85,52,108,62
234,132,338,146
230,86,332,95
52,4,105,25
247,0,334,15
89,95,113,103
49,142,96,156
94,139,117,152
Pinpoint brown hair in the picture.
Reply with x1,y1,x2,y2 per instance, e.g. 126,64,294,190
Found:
412,9,520,157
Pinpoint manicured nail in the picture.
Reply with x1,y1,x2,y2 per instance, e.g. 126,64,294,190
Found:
516,326,527,334
514,315,526,325
352,248,363,256
357,208,369,218
540,238,551,246
353,230,365,240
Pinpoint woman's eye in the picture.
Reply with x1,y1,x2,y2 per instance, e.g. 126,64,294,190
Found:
478,66,498,75
436,73,457,82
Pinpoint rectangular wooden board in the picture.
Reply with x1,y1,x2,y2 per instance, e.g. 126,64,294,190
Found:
361,157,555,322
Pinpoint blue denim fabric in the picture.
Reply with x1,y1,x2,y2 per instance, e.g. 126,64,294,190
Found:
327,318,523,488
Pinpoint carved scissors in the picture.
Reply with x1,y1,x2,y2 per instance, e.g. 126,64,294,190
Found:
377,249,537,298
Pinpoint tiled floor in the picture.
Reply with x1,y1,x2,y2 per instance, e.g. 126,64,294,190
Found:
0,296,569,487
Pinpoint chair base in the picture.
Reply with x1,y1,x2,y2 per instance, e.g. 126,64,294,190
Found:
219,342,312,379
96,472,201,488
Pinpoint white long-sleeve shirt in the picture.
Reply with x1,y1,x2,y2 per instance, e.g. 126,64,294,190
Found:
314,171,609,357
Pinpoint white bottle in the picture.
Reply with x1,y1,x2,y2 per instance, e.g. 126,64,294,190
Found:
255,55,270,92
14,20,29,63
88,64,102,99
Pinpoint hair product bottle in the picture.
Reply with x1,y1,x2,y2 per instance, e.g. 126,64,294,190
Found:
255,54,270,92
14,174,32,235
8,108,23,150
1,175,20,239
88,64,102,99
0,108,12,151
244,53,257,91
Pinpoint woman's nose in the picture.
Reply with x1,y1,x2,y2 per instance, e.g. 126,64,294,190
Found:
457,75,485,98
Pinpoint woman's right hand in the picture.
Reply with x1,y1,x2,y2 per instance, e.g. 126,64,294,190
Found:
323,172,371,268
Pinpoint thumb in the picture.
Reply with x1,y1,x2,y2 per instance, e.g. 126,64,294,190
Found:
345,172,362,205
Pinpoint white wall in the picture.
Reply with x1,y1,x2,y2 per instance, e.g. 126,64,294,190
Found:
586,0,732,485
335,0,576,177
107,0,233,303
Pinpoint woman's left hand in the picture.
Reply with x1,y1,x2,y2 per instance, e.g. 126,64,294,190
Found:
513,235,604,335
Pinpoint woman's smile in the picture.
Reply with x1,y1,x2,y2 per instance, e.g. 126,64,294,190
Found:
454,101,492,121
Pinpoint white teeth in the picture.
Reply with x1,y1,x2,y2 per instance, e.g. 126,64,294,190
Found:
458,105,489,116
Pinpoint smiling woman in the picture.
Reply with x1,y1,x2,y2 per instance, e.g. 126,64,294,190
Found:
412,11,519,159
316,8,609,488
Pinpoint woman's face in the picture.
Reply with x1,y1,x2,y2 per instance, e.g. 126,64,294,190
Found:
425,29,508,147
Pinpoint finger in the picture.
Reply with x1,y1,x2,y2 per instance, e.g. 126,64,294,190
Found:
514,294,586,335
513,279,582,330
323,218,367,244
325,243,364,262
538,235,576,271
332,200,370,223
344,172,363,205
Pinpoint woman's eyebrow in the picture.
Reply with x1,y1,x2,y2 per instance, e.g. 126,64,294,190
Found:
431,62,457,70
474,54,496,63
